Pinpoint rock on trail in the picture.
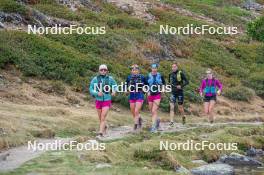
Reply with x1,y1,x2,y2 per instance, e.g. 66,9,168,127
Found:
219,152,263,166
191,163,235,175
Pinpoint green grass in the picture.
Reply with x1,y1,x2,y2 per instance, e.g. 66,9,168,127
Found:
160,0,252,28
1,125,263,175
0,0,27,14
0,0,263,105
224,86,255,101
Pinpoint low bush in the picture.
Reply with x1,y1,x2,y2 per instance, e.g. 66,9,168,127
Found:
0,0,27,14
107,16,145,29
224,86,255,102
247,16,264,42
247,72,264,97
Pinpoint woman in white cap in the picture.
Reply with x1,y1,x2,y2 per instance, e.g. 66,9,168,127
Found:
199,68,223,123
89,64,117,137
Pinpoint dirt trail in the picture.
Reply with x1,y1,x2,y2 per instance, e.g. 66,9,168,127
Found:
98,121,264,140
0,121,263,172
0,138,72,172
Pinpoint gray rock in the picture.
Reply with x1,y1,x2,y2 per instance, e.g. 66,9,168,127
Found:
192,159,208,165
0,22,4,28
175,165,190,174
255,149,264,156
246,148,264,157
120,4,134,14
219,152,263,166
95,163,112,169
0,12,6,21
0,153,10,161
0,12,23,24
243,0,264,11
191,163,234,175
10,14,23,24
79,0,102,13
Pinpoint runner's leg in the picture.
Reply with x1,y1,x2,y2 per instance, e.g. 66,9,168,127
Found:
152,99,160,126
130,103,136,123
148,101,153,112
97,109,102,133
208,100,216,122
204,102,210,121
100,107,109,134
170,102,175,123
135,102,143,122
178,105,184,114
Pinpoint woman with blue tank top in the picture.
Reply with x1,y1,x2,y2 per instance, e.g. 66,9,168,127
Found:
125,64,147,131
146,63,166,133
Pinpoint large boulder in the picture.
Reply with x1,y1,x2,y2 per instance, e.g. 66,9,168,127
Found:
191,163,234,175
243,0,264,11
219,152,263,166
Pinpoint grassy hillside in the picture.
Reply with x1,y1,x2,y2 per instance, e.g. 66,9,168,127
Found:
0,0,264,108
0,1,264,174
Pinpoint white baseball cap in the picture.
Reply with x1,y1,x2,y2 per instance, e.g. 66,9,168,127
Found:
99,64,108,70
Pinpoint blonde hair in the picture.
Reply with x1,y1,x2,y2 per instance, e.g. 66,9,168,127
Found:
172,62,178,66
206,68,213,74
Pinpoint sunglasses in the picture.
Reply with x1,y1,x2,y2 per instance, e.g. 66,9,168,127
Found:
131,67,139,70
100,69,108,72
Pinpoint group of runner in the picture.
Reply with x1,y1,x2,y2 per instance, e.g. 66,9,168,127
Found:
89,63,223,137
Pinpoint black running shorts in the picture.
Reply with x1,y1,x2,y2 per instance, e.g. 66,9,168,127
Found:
204,95,217,102
170,90,184,105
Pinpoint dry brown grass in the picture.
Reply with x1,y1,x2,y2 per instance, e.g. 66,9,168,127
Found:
141,38,162,54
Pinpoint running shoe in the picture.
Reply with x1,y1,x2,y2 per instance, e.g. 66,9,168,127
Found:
150,126,157,133
96,133,103,139
182,116,186,125
133,124,138,131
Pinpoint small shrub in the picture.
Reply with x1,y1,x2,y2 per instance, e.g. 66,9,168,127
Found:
224,86,255,102
247,72,264,97
50,81,66,95
107,16,145,29
247,16,264,42
0,0,27,14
